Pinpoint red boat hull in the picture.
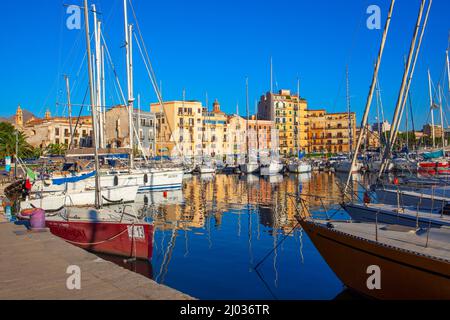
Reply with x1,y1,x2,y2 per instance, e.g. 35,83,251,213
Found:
46,220,154,261
418,161,450,175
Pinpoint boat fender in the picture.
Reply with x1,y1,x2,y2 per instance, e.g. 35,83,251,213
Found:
102,196,124,204
43,180,52,186
30,203,66,214
442,204,450,216
363,192,371,205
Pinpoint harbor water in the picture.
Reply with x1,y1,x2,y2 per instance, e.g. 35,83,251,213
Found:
104,172,367,300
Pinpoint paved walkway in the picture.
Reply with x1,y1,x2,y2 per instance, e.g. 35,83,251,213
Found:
0,216,194,300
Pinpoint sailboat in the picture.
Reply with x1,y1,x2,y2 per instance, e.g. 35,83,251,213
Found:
30,0,184,194
20,184,139,211
260,153,284,176
26,0,154,261
298,1,450,300
334,67,362,174
240,78,260,174
198,93,217,175
417,71,449,175
288,79,312,174
296,214,450,300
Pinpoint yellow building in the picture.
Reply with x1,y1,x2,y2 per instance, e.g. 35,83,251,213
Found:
307,110,356,154
226,115,274,162
203,99,229,160
151,100,204,159
258,89,308,156
151,99,273,162
356,124,381,150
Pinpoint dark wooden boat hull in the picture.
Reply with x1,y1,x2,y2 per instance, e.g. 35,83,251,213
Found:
46,220,154,261
298,218,450,300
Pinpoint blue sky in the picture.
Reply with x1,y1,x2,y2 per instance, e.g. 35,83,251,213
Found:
0,0,449,129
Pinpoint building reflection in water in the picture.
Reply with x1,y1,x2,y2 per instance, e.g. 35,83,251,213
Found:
141,172,357,235
118,172,363,299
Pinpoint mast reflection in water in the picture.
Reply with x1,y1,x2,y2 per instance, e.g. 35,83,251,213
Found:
111,173,358,299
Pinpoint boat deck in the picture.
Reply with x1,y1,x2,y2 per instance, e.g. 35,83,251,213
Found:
315,219,450,263
0,216,194,300
360,202,450,225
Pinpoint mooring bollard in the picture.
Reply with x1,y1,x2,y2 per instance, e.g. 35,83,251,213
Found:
20,208,46,230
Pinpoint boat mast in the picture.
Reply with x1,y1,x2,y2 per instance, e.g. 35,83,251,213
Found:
64,75,73,149
375,77,383,153
246,77,250,163
92,5,103,149
428,69,436,149
296,77,300,158
438,85,445,154
182,89,186,160
236,102,240,165
379,0,428,177
255,100,260,164
344,0,395,194
270,57,273,94
346,66,353,158
137,93,141,152
101,43,106,147
447,49,450,94
84,0,102,209
123,0,135,168
206,92,209,163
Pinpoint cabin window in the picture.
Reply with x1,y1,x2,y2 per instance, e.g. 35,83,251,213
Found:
144,174,148,184
114,176,119,186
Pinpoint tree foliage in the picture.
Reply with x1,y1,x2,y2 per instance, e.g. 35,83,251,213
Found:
45,143,68,156
0,122,34,158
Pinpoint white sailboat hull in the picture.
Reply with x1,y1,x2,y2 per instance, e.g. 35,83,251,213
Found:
240,163,260,174
199,166,216,174
20,185,139,211
392,159,417,172
33,169,184,194
260,162,284,176
288,163,312,173
334,161,362,173
367,161,394,172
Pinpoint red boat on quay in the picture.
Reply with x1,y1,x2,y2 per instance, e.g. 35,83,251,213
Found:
46,219,154,261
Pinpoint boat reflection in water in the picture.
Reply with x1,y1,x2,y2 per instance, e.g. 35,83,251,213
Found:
97,253,154,280
100,173,359,299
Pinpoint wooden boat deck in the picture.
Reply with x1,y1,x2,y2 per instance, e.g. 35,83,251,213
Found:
0,216,194,300
315,219,450,263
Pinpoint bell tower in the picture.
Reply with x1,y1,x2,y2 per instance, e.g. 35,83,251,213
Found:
213,99,221,113
45,109,51,120
15,105,23,127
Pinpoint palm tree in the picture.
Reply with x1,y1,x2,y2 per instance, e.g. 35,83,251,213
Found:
32,147,44,159
45,143,68,156
0,122,34,159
